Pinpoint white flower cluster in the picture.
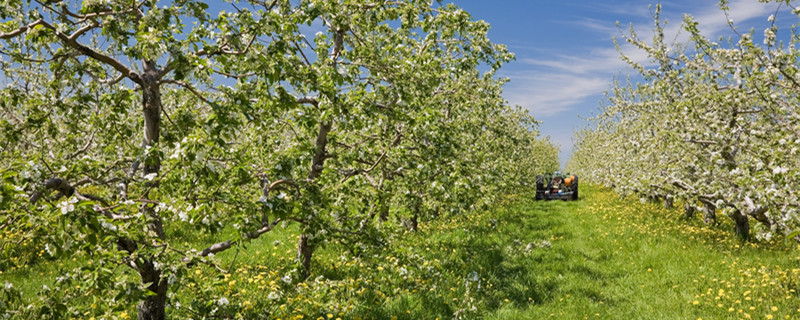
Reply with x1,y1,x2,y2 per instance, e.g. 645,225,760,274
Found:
58,197,78,215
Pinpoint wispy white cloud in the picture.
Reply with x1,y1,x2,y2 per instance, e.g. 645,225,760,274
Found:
504,73,609,118
569,18,620,35
503,0,777,120
498,0,780,165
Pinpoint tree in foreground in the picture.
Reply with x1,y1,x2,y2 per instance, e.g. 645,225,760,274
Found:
0,0,557,319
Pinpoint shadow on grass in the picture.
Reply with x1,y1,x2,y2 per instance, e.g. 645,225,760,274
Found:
315,196,581,319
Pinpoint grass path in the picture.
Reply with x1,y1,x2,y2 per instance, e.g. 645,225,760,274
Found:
488,186,799,320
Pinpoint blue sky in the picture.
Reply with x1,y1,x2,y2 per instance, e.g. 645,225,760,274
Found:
451,0,786,166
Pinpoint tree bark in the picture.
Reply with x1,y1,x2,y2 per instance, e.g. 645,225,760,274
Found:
378,191,389,222
409,212,418,232
744,196,771,228
702,201,716,225
729,209,750,241
663,196,674,209
297,234,313,279
308,122,331,180
137,60,168,320
295,121,332,278
683,202,695,219
137,260,168,320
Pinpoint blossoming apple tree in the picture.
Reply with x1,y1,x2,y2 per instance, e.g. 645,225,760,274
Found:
0,0,558,319
568,1,800,241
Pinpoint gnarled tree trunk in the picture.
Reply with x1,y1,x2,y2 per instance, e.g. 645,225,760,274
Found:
137,260,168,320
663,196,674,209
702,201,716,225
683,202,695,219
729,209,750,241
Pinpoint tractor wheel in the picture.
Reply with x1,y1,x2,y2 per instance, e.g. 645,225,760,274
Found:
572,176,579,200
536,175,544,191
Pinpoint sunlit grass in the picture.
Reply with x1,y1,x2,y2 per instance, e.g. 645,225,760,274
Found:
3,185,798,319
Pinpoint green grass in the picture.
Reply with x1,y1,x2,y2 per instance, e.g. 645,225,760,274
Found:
3,185,799,319
480,186,799,320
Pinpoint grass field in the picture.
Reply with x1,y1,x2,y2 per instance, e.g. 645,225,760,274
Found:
3,185,799,319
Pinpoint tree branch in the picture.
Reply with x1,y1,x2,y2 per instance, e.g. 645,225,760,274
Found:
0,19,45,39
160,79,213,105
684,139,716,145
32,20,142,84
309,121,332,180
66,131,95,160
198,218,282,257
296,96,319,107
85,69,126,85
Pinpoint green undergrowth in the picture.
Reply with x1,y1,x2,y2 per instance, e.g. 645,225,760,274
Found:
3,185,799,319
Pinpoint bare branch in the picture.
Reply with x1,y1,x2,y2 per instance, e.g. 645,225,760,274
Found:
296,96,319,106
66,131,95,160
0,19,46,39
160,79,213,105
199,219,282,257
85,69,126,85
28,20,142,84
69,22,98,41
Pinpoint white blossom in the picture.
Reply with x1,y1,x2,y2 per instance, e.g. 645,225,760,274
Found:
58,197,78,215
102,221,118,232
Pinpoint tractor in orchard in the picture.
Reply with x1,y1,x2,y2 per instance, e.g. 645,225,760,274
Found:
535,171,578,201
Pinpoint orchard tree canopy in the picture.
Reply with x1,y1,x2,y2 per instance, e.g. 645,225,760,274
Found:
568,1,800,241
0,0,558,319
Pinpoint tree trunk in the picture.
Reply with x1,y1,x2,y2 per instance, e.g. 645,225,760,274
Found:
378,192,389,222
744,195,771,228
702,201,716,225
294,121,330,279
137,260,168,320
137,61,168,320
409,212,418,231
683,202,695,219
663,196,674,209
729,209,750,241
142,83,165,238
297,234,313,279
308,122,331,180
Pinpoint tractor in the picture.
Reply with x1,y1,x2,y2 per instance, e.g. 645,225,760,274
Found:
535,171,578,201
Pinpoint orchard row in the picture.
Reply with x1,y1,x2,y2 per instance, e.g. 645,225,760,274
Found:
0,1,558,319
568,2,800,242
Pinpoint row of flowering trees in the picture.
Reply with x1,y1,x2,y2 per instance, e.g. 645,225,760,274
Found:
0,0,558,319
568,1,800,241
